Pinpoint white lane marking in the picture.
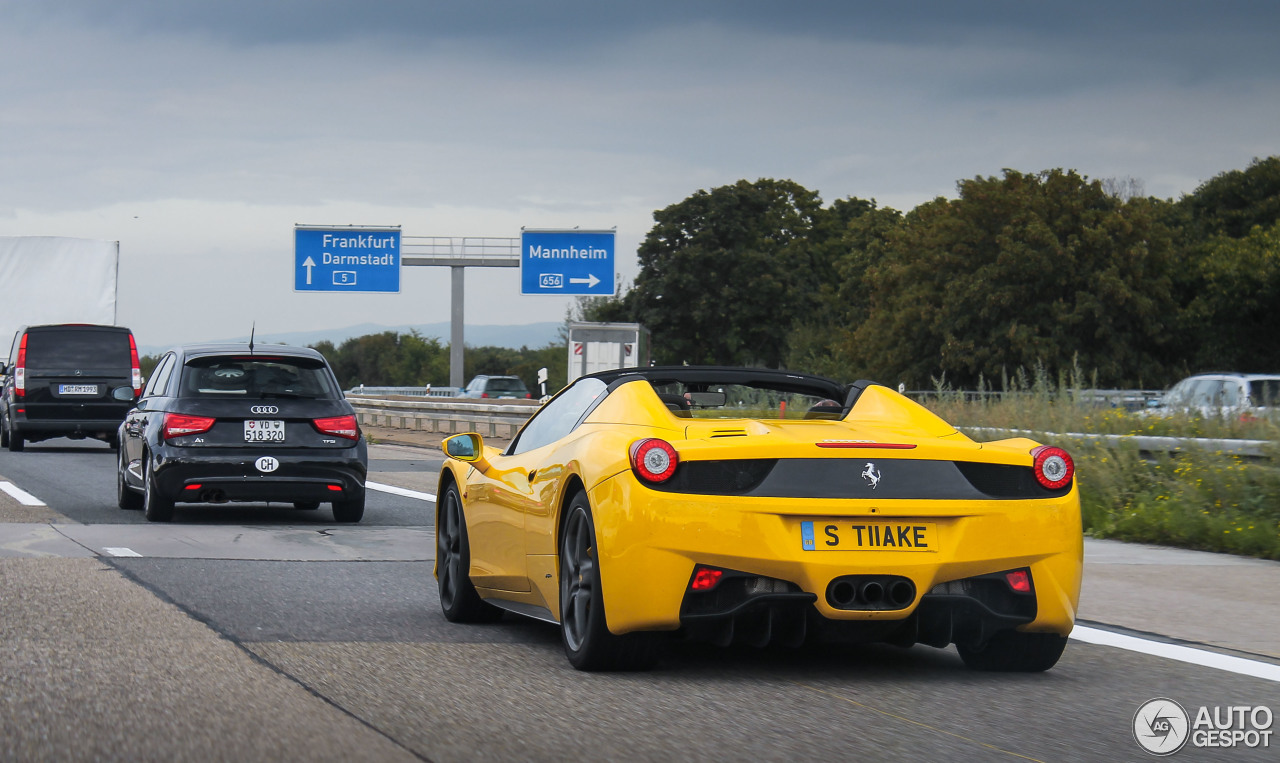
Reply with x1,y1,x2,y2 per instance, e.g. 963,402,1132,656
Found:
1072,625,1280,683
103,547,142,557
0,481,46,506
366,481,436,502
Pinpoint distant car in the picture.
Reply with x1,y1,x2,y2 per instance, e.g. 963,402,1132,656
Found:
1,323,141,452
436,366,1081,672
1150,372,1280,419
116,344,367,523
459,374,531,399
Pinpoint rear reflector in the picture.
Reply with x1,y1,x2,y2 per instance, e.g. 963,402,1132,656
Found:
184,484,202,491
163,413,216,439
690,566,724,591
327,485,343,492
314,414,359,440
1005,569,1032,593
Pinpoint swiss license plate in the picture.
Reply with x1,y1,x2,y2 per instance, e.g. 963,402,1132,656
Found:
801,520,937,552
244,420,285,442
58,384,98,395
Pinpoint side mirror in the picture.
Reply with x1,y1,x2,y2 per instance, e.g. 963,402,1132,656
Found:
111,387,136,402
442,433,489,470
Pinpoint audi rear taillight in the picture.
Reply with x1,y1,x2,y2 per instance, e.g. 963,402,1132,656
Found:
164,413,216,439
630,438,678,483
1031,445,1074,490
128,334,141,396
14,332,27,398
314,414,359,440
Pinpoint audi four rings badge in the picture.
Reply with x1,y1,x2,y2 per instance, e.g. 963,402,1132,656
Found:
250,406,279,415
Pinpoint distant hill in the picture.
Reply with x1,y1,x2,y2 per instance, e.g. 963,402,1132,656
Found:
139,322,563,356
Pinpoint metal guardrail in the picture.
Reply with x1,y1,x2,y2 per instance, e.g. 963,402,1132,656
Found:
959,427,1272,459
346,394,1274,458
347,386,459,398
346,395,537,439
907,389,1164,412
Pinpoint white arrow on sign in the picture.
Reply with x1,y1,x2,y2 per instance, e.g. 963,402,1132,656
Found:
302,255,317,285
569,273,601,288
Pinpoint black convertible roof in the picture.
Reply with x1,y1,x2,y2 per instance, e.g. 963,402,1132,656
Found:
584,366,848,399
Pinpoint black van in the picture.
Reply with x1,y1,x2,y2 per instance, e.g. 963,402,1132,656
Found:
1,324,141,451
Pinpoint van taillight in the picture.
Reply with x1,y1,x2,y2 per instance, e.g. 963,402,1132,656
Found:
128,334,141,396
14,332,27,398
314,414,359,440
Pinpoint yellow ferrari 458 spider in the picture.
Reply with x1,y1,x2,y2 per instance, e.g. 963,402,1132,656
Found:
435,367,1081,672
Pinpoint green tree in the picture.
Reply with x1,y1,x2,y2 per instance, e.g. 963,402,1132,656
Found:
1182,220,1280,371
631,179,825,367
849,169,1179,388
1181,156,1280,239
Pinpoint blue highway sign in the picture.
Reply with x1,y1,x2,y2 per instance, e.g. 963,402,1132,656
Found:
294,226,401,293
521,229,615,296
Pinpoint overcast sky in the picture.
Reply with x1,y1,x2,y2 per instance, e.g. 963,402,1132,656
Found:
2,1,1278,350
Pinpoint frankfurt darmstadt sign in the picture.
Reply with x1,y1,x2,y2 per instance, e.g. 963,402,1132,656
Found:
520,229,615,296
294,225,402,293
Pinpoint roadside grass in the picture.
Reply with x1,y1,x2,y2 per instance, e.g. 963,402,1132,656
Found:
918,368,1280,561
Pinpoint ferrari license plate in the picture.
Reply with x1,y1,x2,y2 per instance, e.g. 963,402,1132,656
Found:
244,420,285,442
58,384,98,395
801,520,937,552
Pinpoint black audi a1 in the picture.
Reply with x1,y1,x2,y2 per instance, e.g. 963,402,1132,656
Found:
116,343,368,523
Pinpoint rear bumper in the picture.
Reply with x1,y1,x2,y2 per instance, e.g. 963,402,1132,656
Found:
589,471,1083,644
10,413,125,439
151,445,367,504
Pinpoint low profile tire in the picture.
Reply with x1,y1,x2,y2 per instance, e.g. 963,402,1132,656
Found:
0,411,8,448
332,495,364,523
142,453,174,522
116,450,142,511
293,500,321,511
436,483,501,623
559,492,657,671
957,630,1068,672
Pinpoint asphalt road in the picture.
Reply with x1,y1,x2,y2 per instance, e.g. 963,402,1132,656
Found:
2,438,1279,762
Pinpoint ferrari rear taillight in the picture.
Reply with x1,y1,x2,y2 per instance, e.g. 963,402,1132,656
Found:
314,414,359,440
164,413,216,439
1031,445,1074,490
128,334,142,396
14,332,27,398
630,438,678,483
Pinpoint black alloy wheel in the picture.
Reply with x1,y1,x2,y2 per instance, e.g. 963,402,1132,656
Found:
142,452,174,522
559,492,657,671
436,483,501,623
957,630,1068,672
116,448,142,511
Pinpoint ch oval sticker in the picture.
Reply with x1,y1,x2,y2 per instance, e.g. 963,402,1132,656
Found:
255,456,280,473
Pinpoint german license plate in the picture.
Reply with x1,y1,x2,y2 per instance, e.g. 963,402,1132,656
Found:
58,384,98,395
244,420,285,442
801,520,937,552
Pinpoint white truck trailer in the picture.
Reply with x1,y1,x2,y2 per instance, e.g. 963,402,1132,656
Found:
566,321,650,383
0,237,119,362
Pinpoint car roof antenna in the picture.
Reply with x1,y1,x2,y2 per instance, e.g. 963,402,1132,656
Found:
248,322,255,354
